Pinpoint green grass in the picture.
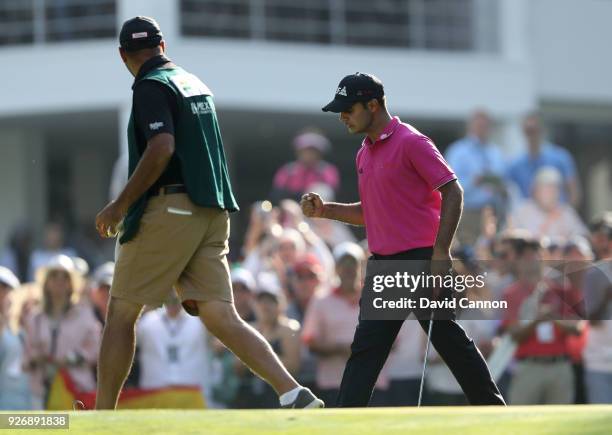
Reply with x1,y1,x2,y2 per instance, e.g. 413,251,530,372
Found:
2,406,611,435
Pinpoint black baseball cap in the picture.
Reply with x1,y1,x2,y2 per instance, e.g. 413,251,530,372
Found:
322,72,384,113
119,16,163,52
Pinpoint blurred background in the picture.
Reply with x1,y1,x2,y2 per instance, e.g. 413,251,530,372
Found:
0,0,611,411
0,0,610,258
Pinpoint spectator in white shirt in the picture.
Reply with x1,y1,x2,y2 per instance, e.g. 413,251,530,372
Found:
136,291,211,405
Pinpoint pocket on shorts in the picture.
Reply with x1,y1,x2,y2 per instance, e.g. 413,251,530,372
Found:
166,206,194,216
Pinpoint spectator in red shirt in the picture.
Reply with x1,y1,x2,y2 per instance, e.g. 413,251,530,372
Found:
500,237,584,404
286,255,327,324
271,129,339,203
562,237,593,404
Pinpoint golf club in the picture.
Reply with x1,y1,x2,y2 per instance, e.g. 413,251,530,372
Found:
418,310,434,407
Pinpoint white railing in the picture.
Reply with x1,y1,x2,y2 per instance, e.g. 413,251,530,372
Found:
181,0,498,52
0,0,116,46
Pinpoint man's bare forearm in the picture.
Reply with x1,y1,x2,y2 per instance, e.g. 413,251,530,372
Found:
322,202,365,226
434,180,463,253
115,133,175,210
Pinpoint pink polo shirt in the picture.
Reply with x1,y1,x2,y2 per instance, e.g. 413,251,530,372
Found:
356,116,456,255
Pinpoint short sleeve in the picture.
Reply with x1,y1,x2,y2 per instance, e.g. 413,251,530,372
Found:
133,80,176,141
408,137,457,190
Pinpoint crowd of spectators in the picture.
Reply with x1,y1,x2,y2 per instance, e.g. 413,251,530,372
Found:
0,112,610,409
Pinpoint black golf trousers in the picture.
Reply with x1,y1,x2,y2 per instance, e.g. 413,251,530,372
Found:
336,247,506,407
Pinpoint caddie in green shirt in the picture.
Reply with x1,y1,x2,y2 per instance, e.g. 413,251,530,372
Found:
94,16,323,410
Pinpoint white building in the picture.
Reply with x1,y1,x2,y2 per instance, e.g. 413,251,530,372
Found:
0,0,610,252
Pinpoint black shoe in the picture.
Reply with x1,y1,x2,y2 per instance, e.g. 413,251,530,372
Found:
280,388,325,409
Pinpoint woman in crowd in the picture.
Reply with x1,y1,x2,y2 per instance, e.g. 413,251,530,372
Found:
0,267,32,409
233,281,301,408
23,255,101,409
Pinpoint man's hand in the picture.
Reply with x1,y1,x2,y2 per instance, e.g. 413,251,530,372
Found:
300,192,325,218
95,200,128,238
430,248,453,300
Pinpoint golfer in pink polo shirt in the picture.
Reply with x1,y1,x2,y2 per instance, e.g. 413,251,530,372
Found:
301,72,505,407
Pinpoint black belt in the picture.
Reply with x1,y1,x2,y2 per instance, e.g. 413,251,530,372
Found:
371,247,434,261
150,185,187,197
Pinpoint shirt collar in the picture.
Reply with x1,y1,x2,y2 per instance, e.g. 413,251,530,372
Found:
364,116,401,147
132,54,172,89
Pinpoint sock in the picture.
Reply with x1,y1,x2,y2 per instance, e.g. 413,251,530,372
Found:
279,386,303,406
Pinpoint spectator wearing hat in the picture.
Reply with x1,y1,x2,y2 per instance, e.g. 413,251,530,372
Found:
271,129,339,203
500,239,584,405
22,255,101,409
583,213,612,403
302,243,388,406
0,267,33,409
0,267,20,311
562,237,593,404
28,223,77,282
240,282,301,408
88,262,140,388
287,255,327,324
0,223,33,283
231,267,256,322
510,166,587,240
90,262,114,325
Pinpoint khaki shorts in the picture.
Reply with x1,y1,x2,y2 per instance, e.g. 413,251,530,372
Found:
111,193,233,310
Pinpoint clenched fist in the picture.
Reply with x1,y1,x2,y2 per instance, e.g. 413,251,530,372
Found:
300,192,325,218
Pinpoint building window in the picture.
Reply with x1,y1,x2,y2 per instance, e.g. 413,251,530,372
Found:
0,0,116,46
182,0,252,39
0,0,35,45
181,0,497,52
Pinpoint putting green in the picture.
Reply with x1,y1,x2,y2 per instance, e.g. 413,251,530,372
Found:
2,405,611,435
